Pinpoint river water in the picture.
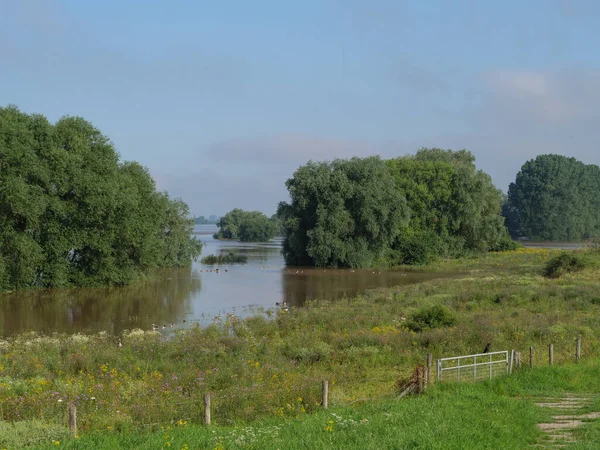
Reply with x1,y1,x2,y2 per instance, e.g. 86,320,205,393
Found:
0,225,446,336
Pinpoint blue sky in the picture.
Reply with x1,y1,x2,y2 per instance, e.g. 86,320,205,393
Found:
2,0,600,216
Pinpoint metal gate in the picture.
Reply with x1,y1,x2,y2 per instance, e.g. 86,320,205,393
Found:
437,350,509,383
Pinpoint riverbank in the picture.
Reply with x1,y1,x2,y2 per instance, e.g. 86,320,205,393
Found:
2,247,600,446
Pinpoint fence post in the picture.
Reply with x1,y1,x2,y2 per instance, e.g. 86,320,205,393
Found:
530,346,534,369
426,353,433,386
416,367,424,394
549,343,554,366
68,404,77,437
576,336,581,363
437,359,442,382
509,350,514,374
204,393,211,425
322,380,329,409
515,351,521,370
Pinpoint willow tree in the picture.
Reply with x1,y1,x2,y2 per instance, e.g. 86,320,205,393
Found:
0,105,201,291
277,156,408,268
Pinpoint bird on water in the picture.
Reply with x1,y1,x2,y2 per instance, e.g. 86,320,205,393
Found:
483,343,491,353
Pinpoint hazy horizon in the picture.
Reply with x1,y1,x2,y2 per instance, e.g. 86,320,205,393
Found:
2,0,600,217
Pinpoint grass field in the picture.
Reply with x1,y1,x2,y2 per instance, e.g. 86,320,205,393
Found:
20,360,600,449
2,247,600,448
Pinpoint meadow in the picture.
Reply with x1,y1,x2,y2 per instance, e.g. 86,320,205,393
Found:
2,247,600,448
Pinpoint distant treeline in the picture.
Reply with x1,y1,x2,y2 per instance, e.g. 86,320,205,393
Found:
277,148,517,268
193,215,219,225
504,154,600,241
0,106,201,291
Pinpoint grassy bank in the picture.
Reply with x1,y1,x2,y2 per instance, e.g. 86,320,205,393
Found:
2,247,600,445
22,360,600,449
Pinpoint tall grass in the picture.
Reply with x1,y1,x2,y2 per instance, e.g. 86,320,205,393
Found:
33,360,600,450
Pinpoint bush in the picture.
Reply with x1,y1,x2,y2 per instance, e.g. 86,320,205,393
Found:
543,252,588,278
201,252,248,265
490,236,522,252
406,305,457,332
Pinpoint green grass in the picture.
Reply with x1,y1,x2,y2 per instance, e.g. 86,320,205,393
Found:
30,360,600,449
4,247,600,447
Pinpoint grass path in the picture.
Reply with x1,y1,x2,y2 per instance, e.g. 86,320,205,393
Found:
534,394,599,448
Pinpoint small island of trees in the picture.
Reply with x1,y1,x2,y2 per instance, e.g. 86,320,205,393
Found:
214,209,279,242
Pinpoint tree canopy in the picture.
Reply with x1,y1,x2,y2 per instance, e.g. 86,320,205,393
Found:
0,106,201,291
277,156,408,267
279,150,513,268
214,209,279,242
506,154,600,241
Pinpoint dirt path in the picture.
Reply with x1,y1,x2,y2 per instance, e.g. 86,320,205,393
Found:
533,393,599,448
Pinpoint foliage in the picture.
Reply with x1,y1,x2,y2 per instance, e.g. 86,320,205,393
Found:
490,235,522,252
277,157,409,268
0,419,70,449
0,106,201,291
506,154,600,240
215,209,279,242
543,252,589,278
386,148,512,264
193,215,218,225
201,252,248,264
406,304,457,332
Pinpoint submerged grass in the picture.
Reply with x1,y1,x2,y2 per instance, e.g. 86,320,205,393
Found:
3,247,600,447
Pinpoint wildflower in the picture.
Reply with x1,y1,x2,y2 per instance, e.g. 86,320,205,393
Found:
54,441,60,446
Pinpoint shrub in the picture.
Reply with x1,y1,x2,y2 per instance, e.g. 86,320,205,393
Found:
490,236,522,252
543,252,587,278
406,304,457,332
201,252,248,265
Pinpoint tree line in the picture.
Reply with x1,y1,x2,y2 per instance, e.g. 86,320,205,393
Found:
0,106,201,291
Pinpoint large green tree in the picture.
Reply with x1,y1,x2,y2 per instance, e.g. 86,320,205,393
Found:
506,154,600,241
0,106,201,291
215,209,279,242
386,148,513,264
277,156,408,267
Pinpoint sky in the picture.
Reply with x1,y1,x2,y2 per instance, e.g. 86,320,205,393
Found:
2,0,600,217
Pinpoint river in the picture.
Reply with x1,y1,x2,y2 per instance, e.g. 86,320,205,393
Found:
0,225,445,336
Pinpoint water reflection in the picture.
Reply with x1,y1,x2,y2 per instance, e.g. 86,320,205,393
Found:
0,225,449,336
0,267,201,336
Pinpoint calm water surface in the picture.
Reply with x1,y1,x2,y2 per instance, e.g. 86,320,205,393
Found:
0,225,446,336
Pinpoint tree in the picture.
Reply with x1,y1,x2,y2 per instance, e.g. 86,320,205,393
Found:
506,154,600,241
277,156,408,267
386,148,513,263
214,209,278,242
0,105,201,291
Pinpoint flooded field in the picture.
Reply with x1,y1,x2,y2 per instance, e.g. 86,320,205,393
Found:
0,225,445,336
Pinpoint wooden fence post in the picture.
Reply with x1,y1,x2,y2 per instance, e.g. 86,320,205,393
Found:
204,393,211,425
426,353,433,386
530,346,534,369
68,404,77,437
549,343,554,366
322,380,329,409
516,351,521,370
416,367,424,394
576,336,581,363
